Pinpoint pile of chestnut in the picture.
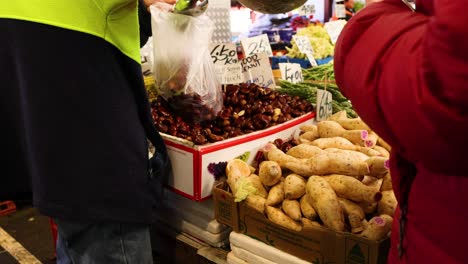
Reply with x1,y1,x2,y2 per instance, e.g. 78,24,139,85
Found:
151,83,314,145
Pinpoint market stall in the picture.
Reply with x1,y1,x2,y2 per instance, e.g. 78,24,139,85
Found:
142,0,395,263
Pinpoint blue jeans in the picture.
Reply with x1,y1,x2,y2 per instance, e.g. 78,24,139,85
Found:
55,219,153,264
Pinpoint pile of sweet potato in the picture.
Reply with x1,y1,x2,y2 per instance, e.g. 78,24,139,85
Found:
225,111,397,241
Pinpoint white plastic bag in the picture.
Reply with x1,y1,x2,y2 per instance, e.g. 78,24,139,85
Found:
151,6,223,123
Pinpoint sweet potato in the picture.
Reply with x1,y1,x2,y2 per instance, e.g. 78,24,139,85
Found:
310,137,381,157
364,132,378,148
226,159,252,194
317,121,370,146
300,195,318,220
380,172,393,191
284,152,370,177
338,198,365,233
361,215,393,240
245,174,268,198
310,137,356,150
299,130,319,141
324,148,369,162
306,176,345,232
362,176,383,190
264,144,299,167
336,118,371,131
300,124,319,133
286,144,322,159
258,161,282,187
301,218,321,229
378,190,397,217
328,110,348,121
324,175,382,203
359,201,378,215
266,181,285,206
284,174,307,199
265,206,302,232
366,156,389,178
377,137,391,151
245,195,266,214
373,146,390,158
282,199,302,221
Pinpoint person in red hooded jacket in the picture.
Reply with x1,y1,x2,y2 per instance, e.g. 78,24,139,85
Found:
334,0,468,263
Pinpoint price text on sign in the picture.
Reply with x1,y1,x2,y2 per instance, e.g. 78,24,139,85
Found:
324,20,346,45
298,4,316,16
210,43,238,65
293,35,318,67
316,89,333,121
240,52,275,88
335,4,346,18
293,35,314,55
279,63,303,84
241,34,273,57
221,64,244,84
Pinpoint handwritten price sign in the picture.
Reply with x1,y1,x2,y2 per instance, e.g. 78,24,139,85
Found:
210,43,238,66
241,34,273,57
324,20,347,45
241,52,275,88
279,63,303,84
316,89,333,121
293,35,313,54
293,35,318,67
221,64,244,84
298,4,316,16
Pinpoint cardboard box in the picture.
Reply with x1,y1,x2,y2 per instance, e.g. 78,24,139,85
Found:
213,183,390,264
162,112,315,201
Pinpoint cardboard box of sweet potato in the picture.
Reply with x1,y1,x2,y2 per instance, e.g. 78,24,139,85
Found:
213,182,390,264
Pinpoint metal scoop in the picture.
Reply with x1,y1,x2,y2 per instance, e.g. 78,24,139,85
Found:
174,0,209,17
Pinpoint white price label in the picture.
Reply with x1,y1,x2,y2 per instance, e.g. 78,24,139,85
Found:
298,4,316,16
316,89,333,121
240,52,276,88
219,64,244,84
335,4,346,18
241,34,273,57
307,53,318,67
293,35,314,55
210,43,238,66
324,20,347,45
279,63,303,84
293,35,318,67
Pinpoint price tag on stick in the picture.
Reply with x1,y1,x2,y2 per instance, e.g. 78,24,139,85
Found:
241,52,276,88
279,63,303,84
298,4,316,17
210,43,238,66
316,89,333,121
241,34,273,57
324,20,346,45
293,35,318,67
335,4,346,18
221,64,244,84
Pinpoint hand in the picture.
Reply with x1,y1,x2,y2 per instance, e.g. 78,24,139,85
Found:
143,0,177,8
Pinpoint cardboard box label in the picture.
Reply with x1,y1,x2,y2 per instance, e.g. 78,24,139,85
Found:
240,209,328,263
346,238,370,264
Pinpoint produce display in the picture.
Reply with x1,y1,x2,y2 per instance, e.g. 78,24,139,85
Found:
286,24,335,60
150,83,313,145
278,63,358,118
224,112,396,241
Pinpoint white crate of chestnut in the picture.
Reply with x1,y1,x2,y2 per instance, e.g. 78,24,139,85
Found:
151,83,316,201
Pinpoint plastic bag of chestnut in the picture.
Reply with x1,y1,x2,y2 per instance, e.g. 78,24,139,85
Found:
150,5,223,124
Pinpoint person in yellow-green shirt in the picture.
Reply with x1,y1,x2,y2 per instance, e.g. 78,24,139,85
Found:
0,0,175,263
